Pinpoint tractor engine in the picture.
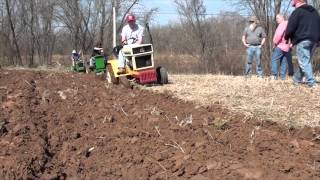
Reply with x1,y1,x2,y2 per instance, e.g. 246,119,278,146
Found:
121,44,157,84
122,44,154,70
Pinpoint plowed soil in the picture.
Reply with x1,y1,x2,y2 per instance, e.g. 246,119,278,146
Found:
1,69,320,180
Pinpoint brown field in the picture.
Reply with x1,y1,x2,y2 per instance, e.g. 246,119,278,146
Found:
0,69,320,180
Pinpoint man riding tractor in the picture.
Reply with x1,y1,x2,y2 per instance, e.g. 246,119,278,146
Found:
87,42,107,74
117,14,144,74
106,13,168,86
71,50,85,72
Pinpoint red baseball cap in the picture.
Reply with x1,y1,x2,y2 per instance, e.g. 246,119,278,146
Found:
126,14,136,22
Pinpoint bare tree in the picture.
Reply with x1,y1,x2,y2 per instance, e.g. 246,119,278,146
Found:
27,0,36,67
5,0,22,65
12,0,57,66
141,7,159,25
0,0,7,65
56,0,83,51
140,7,159,44
174,0,210,72
96,0,112,45
152,12,247,74
0,0,147,67
40,0,56,65
79,0,96,52
55,0,142,54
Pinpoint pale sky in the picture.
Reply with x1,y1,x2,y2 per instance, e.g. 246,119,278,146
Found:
138,0,240,25
136,0,295,25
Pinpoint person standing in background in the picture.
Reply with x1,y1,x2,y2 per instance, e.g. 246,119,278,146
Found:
271,14,293,80
285,0,320,87
242,16,267,78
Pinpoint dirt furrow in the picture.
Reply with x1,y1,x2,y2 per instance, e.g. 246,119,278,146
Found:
0,69,320,180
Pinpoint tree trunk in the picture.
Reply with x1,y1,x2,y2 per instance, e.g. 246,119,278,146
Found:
99,0,106,45
29,0,36,67
5,0,22,66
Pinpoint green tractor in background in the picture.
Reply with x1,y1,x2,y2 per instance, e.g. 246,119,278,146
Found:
70,49,107,76
71,50,86,73
72,60,86,72
87,55,107,75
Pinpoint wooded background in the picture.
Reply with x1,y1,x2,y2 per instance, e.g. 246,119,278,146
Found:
0,0,319,74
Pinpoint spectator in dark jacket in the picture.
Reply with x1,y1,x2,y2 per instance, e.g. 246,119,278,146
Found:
285,0,320,87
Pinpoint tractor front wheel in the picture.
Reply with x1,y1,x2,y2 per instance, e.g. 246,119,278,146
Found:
106,65,119,84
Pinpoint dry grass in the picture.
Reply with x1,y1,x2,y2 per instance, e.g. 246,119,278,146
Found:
146,75,320,127
4,64,70,73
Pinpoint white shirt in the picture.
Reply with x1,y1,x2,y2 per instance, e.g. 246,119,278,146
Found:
121,24,144,44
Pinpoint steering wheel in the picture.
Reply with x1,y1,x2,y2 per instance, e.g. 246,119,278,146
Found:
122,37,137,45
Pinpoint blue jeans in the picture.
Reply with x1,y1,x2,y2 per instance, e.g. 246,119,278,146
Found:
287,55,294,76
245,46,263,77
294,40,316,87
271,47,292,80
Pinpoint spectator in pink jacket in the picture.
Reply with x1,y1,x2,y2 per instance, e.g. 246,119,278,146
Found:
271,14,293,80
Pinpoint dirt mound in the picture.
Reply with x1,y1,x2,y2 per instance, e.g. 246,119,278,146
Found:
0,70,320,180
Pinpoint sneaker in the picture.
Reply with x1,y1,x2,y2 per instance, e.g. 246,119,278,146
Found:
117,68,126,74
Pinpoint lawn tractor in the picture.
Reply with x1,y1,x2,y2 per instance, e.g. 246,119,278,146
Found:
71,50,86,73
72,59,86,73
105,7,168,87
106,43,168,87
86,55,107,75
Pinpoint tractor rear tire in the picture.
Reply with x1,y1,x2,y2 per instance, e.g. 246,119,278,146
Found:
156,66,168,85
106,65,119,84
